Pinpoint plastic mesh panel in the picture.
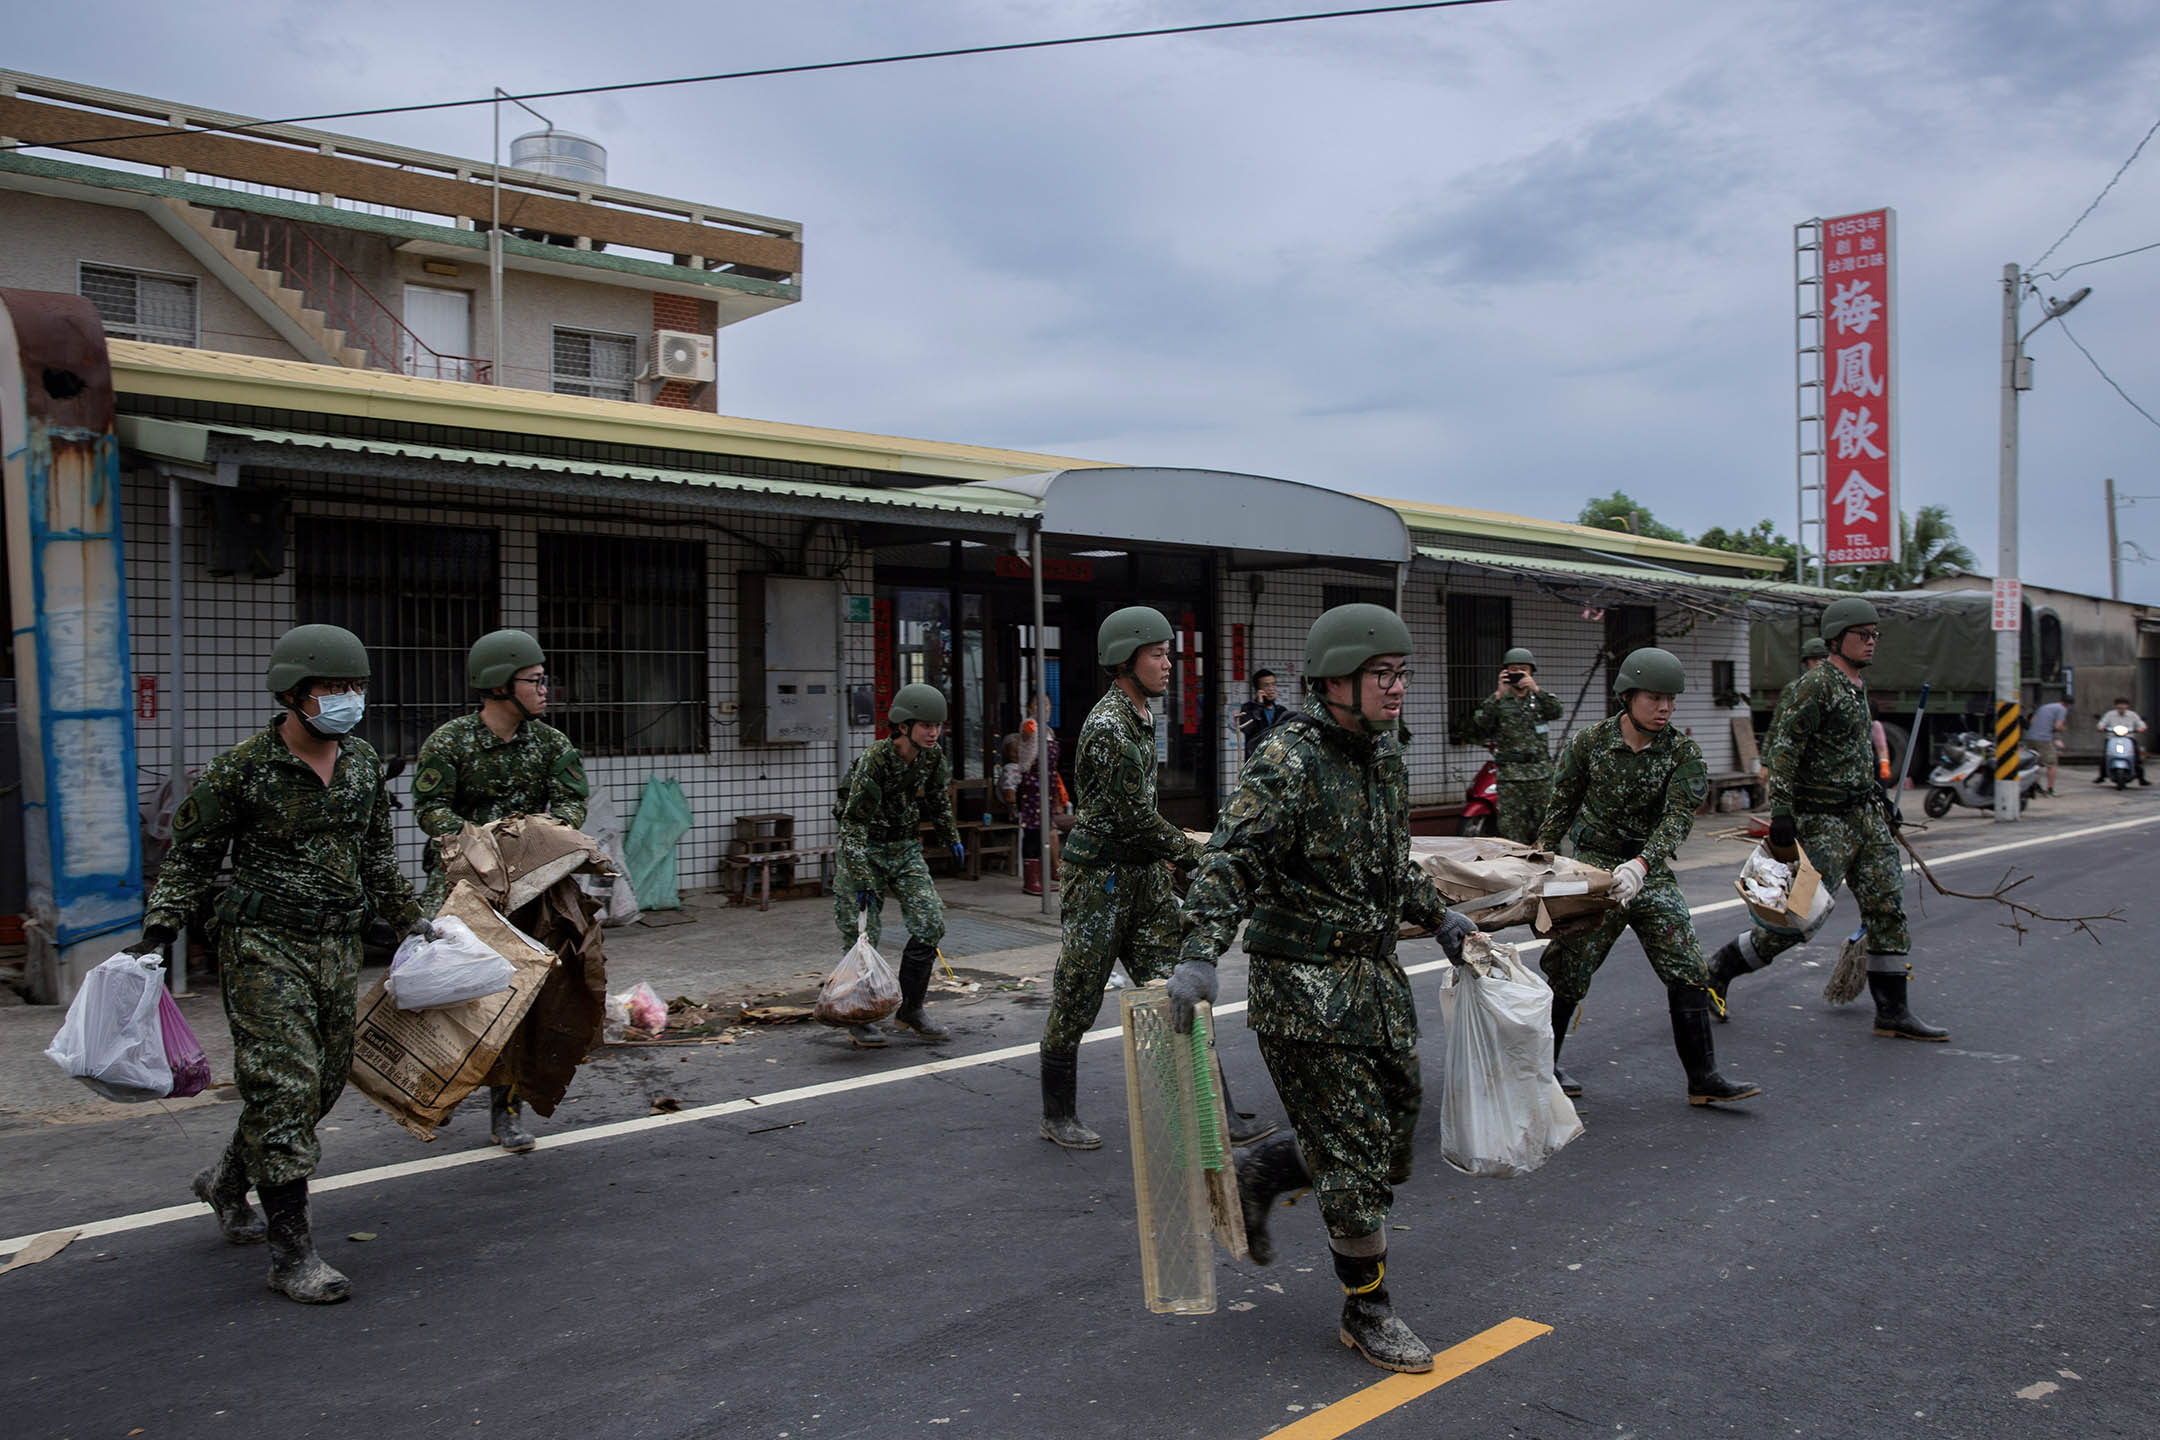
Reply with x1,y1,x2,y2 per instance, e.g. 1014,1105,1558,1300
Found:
1121,987,1215,1315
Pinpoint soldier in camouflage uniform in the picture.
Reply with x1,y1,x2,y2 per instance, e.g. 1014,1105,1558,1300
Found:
130,625,422,1305
413,629,591,1152
832,683,962,1047
1707,599,1948,1041
1756,636,1828,790
1465,646,1565,844
1536,648,1760,1106
1175,604,1478,1375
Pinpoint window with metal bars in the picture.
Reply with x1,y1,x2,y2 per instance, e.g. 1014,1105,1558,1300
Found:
539,533,708,756
79,264,198,346
293,517,501,766
1446,593,1512,744
551,328,637,402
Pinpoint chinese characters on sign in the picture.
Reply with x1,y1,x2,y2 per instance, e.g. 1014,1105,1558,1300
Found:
1992,578,2022,632
1820,208,1897,567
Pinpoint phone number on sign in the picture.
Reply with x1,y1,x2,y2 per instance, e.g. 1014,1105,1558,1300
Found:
1826,545,1892,563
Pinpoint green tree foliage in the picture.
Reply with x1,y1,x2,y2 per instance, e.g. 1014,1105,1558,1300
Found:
1694,519,1798,570
1835,505,1978,590
1577,490,1688,543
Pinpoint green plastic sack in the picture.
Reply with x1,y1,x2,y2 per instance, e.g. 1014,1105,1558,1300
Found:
623,777,692,911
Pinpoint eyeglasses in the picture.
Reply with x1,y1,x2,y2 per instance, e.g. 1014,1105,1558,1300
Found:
1362,666,1414,691
514,674,553,689
310,680,369,696
1846,629,1879,643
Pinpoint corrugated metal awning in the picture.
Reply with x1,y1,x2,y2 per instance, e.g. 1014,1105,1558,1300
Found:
1415,544,1843,617
976,468,1409,567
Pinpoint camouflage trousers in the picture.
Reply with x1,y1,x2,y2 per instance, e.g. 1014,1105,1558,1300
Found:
1040,861,1181,1054
1540,847,1709,1005
1495,777,1552,847
218,922,362,1188
1749,804,1909,966
834,835,945,949
1255,1032,1420,1242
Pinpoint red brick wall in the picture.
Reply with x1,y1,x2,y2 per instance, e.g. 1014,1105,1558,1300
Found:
649,294,719,412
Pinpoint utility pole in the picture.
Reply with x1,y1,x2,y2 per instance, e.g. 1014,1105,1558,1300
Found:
1995,263,2022,823
2107,476,2121,602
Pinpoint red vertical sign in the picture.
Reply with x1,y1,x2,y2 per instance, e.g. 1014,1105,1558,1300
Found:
872,598,895,722
1230,623,1247,683
1821,207,1897,567
1178,612,1200,736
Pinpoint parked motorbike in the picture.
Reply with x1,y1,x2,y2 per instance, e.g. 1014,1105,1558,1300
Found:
2100,722,2140,789
1924,730,2042,818
1459,757,1499,836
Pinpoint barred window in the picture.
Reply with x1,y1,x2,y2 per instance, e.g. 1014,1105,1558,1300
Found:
79,264,198,346
1446,593,1511,744
294,518,501,765
540,533,707,756
551,328,637,401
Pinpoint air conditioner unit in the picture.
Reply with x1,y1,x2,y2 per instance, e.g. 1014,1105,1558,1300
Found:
654,330,715,383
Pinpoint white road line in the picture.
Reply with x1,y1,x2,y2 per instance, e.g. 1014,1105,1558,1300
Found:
5,812,2150,1257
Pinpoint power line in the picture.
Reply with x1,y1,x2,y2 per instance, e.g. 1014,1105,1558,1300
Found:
0,1,1507,155
2055,318,2160,433
2029,113,2160,271
2034,237,2160,282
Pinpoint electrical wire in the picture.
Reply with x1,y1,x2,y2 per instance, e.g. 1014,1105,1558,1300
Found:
0,1,1508,155
2033,237,2160,282
2029,113,2160,271
2054,318,2160,433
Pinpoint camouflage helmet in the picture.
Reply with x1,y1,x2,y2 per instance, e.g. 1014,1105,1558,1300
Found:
1098,606,1175,668
1502,647,1537,670
888,683,948,725
468,629,546,691
1800,636,1830,661
1820,597,1881,642
265,624,369,696
1304,603,1414,679
1614,646,1687,696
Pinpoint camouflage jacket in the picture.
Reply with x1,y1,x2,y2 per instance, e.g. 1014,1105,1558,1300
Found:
146,718,417,933
1466,689,1566,780
1062,687,1194,868
1182,699,1451,1049
413,713,590,860
1764,662,1876,817
1536,714,1707,870
841,738,959,847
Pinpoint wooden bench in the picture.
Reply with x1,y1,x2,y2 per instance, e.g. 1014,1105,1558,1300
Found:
934,778,1023,879
1703,773,1762,813
721,847,834,911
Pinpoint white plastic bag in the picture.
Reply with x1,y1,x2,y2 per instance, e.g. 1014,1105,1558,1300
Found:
45,952,174,1103
603,981,667,1042
814,918,902,1028
1436,936,1584,1178
384,917,517,1012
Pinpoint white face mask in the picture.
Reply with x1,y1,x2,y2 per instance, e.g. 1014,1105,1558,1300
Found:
305,690,366,736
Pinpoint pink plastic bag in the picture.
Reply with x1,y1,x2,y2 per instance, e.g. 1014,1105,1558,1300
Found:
157,987,212,1099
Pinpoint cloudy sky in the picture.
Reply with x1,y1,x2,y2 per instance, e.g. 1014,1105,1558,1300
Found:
15,1,2160,597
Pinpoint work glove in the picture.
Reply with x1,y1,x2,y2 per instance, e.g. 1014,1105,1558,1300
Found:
951,842,967,864
405,918,441,943
126,924,177,959
1435,910,1478,962
1167,959,1218,1034
856,890,872,913
1609,858,1647,908
1768,814,1797,851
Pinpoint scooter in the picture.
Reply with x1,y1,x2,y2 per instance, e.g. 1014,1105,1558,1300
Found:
1924,730,2042,818
1459,757,1499,836
2100,722,2140,789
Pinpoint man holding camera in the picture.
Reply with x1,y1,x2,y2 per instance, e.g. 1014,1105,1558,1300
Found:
1466,647,1565,845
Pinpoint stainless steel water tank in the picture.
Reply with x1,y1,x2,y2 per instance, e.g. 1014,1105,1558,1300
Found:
509,130,607,187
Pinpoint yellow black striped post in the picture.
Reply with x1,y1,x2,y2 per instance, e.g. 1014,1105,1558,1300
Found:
1994,700,2022,781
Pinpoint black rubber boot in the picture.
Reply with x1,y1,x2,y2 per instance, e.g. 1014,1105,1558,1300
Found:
1219,1071,1278,1146
1705,937,1752,1023
1551,999,1583,1099
889,938,949,1042
191,1138,266,1246
490,1085,536,1153
1869,971,1949,1042
1038,1047,1101,1150
848,1025,889,1048
258,1179,351,1305
1332,1250,1434,1374
1670,990,1761,1105
1234,1133,1312,1265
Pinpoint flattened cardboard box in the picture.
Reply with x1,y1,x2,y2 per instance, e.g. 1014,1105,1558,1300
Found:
1737,850,1824,932
349,880,558,1140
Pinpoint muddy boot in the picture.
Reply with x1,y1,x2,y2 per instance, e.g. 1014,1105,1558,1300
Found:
848,1025,889,1048
1550,999,1583,1099
1038,1047,1101,1149
1705,936,1755,1023
1869,970,1949,1042
889,938,949,1042
490,1086,536,1153
258,1179,351,1305
191,1139,266,1246
1670,989,1761,1105
1234,1133,1311,1265
1332,1248,1434,1374
1218,1072,1278,1146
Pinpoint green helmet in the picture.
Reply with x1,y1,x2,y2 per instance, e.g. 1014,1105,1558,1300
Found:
888,683,948,725
265,624,369,696
1614,646,1687,696
468,629,546,691
1800,636,1830,661
1502,647,1537,670
1820,597,1881,642
1304,603,1414,679
1098,606,1175,668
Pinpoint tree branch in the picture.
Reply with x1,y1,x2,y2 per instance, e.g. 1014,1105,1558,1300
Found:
1895,828,2124,944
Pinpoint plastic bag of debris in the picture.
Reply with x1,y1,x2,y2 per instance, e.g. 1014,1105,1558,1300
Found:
385,917,518,1012
814,918,901,1028
1436,934,1583,1178
159,986,212,1099
45,952,173,1103
604,981,668,1042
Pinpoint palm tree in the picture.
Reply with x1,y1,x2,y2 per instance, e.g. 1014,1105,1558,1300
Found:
1839,505,1978,589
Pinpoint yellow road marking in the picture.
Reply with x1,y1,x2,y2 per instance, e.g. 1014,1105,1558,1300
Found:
1263,1316,1553,1439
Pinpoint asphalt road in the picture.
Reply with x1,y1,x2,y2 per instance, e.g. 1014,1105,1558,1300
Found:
4,824,2155,1440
